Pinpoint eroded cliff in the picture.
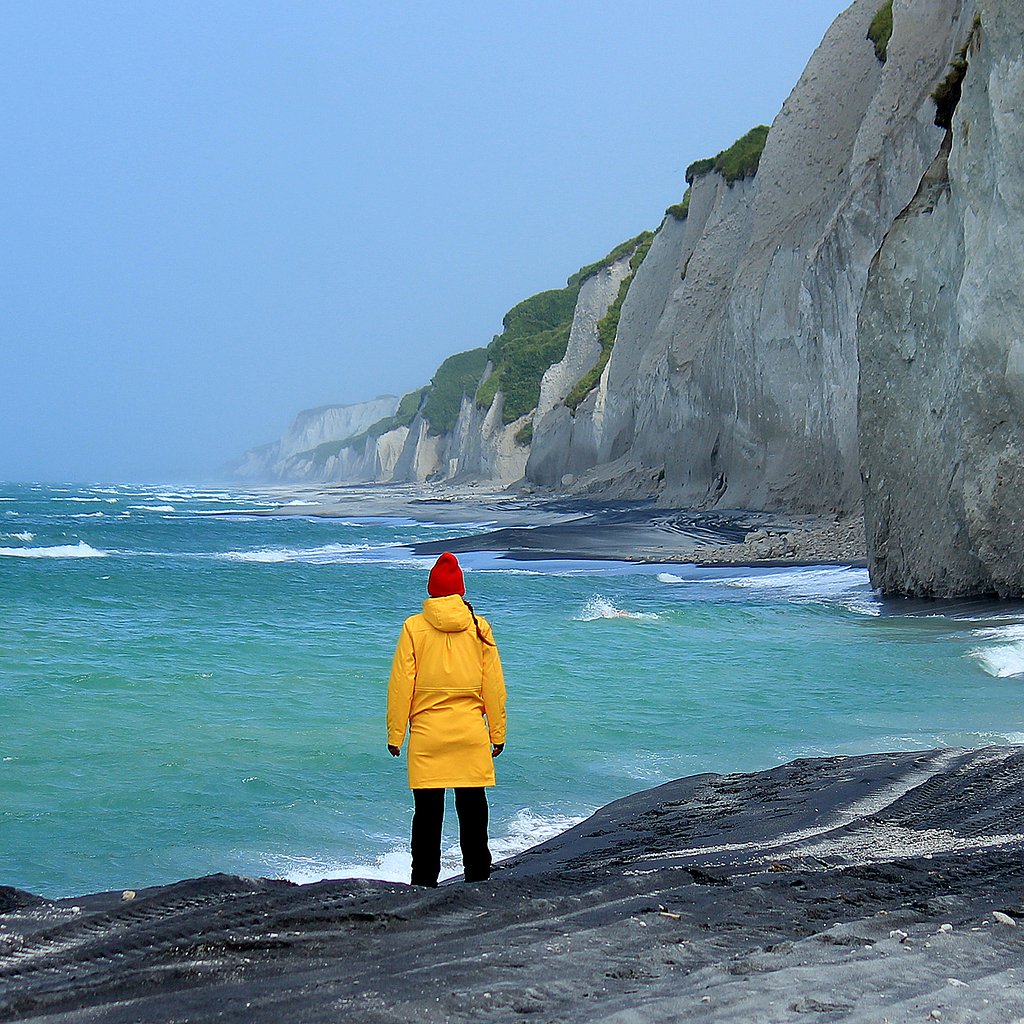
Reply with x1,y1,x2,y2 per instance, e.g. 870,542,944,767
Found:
859,1,1024,597
535,0,970,513
231,396,400,482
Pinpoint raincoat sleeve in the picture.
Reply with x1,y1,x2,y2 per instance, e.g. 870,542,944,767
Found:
386,621,416,748
479,619,507,745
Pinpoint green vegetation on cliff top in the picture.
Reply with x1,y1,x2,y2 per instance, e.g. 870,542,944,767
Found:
421,347,488,435
476,233,653,424
568,231,653,289
666,186,692,221
475,287,578,423
867,2,893,63
685,125,770,186
564,233,654,413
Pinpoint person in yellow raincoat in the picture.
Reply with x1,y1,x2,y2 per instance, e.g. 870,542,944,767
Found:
386,551,507,887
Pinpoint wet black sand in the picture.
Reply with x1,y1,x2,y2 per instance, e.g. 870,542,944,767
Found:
247,484,864,565
3,747,1024,1022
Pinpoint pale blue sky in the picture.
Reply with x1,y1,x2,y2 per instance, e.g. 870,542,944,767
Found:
1,1,850,482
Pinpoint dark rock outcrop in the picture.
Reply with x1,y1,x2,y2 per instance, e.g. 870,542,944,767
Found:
4,747,1024,1022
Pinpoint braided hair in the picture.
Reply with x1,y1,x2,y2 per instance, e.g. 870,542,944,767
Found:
463,598,496,646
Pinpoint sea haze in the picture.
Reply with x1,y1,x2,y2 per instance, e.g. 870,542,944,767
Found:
2,482,1023,898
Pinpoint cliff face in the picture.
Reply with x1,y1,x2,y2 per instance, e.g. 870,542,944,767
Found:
232,396,399,482
525,256,635,486
859,0,1024,597
540,0,968,512
386,392,529,487
231,1,1024,596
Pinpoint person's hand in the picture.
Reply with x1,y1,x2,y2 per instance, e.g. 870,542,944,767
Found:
492,743,504,758
388,744,401,757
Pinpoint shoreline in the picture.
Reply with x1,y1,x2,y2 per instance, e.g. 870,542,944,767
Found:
240,481,870,568
4,747,1024,1023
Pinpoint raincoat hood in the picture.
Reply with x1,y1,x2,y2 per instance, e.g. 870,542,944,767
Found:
421,594,473,633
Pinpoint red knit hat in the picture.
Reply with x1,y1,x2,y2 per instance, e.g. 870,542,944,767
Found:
427,551,465,597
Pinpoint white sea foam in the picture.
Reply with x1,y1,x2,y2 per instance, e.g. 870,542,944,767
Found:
53,497,118,503
1,532,34,542
968,623,1024,678
70,512,106,518
0,541,107,559
977,644,1024,680
127,505,176,513
715,566,879,616
186,508,269,516
274,808,587,886
218,542,376,564
657,572,694,584
970,623,1024,642
280,499,323,507
575,595,659,622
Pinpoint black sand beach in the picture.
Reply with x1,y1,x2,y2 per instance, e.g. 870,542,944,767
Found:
4,747,1024,1023
249,484,869,566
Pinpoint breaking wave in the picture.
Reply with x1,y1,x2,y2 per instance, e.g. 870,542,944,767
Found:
969,623,1024,678
715,566,878,616
273,807,587,886
217,543,378,564
0,541,107,559
53,497,119,504
575,595,659,621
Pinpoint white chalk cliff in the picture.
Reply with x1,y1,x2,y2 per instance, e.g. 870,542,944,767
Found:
531,0,971,513
235,0,1024,596
859,0,1023,597
232,396,399,482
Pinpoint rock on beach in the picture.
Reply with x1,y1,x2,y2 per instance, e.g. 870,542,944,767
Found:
3,747,1024,1023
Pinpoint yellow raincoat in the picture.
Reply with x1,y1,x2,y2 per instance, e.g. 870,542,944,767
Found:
387,594,506,789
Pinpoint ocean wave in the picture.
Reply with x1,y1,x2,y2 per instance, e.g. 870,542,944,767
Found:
53,497,119,503
71,512,106,518
970,623,1024,642
973,644,1024,680
127,505,176,512
273,807,587,886
716,566,879,616
575,595,659,621
1,531,34,542
163,491,276,504
0,541,107,559
186,508,271,516
657,572,696,584
217,543,377,564
968,623,1024,678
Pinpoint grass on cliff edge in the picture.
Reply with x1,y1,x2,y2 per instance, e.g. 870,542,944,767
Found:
564,234,653,413
475,288,578,423
685,125,770,186
420,347,489,435
476,233,652,425
867,2,893,63
666,186,692,222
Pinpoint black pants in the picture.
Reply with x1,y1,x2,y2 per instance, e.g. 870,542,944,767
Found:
410,787,491,887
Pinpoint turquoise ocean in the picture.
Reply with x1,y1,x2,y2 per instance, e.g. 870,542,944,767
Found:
3,481,1024,899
